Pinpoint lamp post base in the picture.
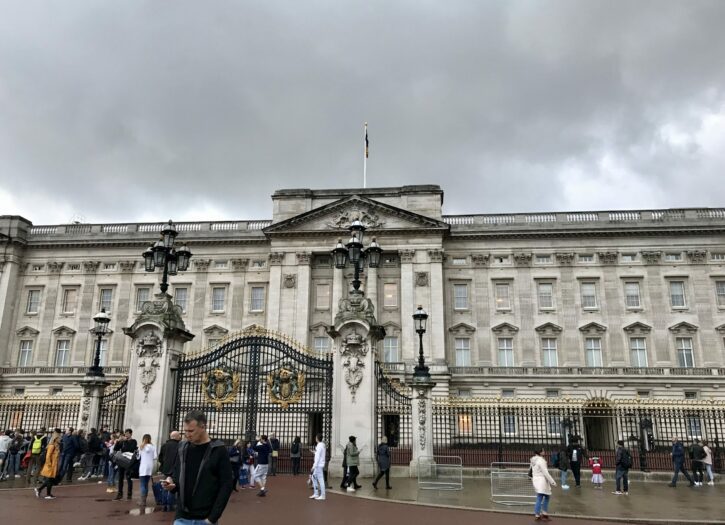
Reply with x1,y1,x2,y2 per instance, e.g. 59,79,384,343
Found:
86,366,105,378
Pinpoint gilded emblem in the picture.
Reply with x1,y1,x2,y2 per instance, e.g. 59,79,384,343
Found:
202,366,241,409
267,363,305,410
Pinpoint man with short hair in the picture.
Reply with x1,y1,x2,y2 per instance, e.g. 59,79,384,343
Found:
165,411,233,525
113,428,138,501
59,427,79,483
159,431,182,512
253,435,272,497
689,439,705,486
309,433,326,501
613,440,631,495
566,437,586,487
668,437,695,487
0,430,12,481
269,433,280,476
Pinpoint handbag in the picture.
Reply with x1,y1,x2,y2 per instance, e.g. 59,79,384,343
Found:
527,466,533,479
113,451,135,470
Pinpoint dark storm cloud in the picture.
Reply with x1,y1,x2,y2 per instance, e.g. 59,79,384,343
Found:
1,1,724,223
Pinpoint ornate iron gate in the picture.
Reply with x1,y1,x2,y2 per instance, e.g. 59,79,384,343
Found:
172,327,333,471
375,362,412,465
98,378,128,431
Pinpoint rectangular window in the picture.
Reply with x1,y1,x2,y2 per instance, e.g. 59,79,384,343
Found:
502,414,517,435
457,414,472,435
383,336,399,362
624,282,641,308
455,338,471,366
665,253,682,262
546,415,561,435
174,287,188,312
580,282,597,309
537,282,554,309
585,338,603,367
314,337,330,353
214,260,228,269
55,340,70,367
62,288,78,314
535,254,551,264
494,282,511,310
716,281,725,307
676,337,695,367
541,338,558,367
316,284,331,309
454,284,469,310
684,391,698,399
250,286,265,312
711,253,725,261
208,338,221,350
383,283,398,307
457,389,472,398
630,337,648,368
669,281,686,308
637,390,650,398
494,255,510,264
545,389,559,398
99,288,113,312
103,263,117,271
502,389,515,398
211,287,226,311
135,287,151,312
578,254,594,263
621,254,636,263
98,339,108,367
498,337,514,367
26,290,41,314
452,257,467,265
18,340,33,367
686,417,702,438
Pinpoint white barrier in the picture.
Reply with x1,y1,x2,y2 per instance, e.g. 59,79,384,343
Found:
490,462,536,506
417,455,463,490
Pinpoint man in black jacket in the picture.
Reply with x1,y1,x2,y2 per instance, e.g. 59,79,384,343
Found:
165,411,233,525
159,431,182,512
113,429,138,501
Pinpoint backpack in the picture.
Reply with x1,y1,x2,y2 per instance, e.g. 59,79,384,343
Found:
291,442,300,455
32,437,43,454
620,449,632,469
693,445,706,461
551,451,560,469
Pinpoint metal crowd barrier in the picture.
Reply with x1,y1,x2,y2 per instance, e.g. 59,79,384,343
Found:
490,462,536,506
417,455,463,490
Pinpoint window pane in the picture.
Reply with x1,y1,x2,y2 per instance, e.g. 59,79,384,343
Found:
498,338,514,366
455,338,471,366
495,283,510,310
538,283,553,309
19,340,33,367
670,281,686,307
27,290,41,313
676,337,694,367
454,284,468,309
581,283,597,308
99,289,113,312
136,287,150,311
62,289,77,314
174,288,188,312
383,283,398,307
251,287,265,311
630,337,647,367
585,338,602,367
624,282,641,308
316,284,331,309
716,281,725,307
547,415,561,435
212,287,226,311
98,339,108,367
502,414,517,435
314,337,330,353
55,340,70,367
383,337,399,362
542,338,558,367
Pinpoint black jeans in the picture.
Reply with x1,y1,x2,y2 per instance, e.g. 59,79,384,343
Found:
373,468,390,488
231,463,241,488
38,476,58,496
347,466,360,488
340,466,348,488
692,460,704,483
117,467,132,497
291,457,300,475
615,467,629,492
570,461,581,486
671,459,694,485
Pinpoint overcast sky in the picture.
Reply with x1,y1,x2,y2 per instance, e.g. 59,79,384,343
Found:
1,1,724,225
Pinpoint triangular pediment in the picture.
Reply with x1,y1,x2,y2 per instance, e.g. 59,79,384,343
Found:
52,325,76,336
449,322,476,334
623,322,652,334
535,322,563,334
16,326,40,337
203,324,229,336
716,323,725,334
491,322,519,334
263,195,449,236
668,321,698,334
579,322,607,334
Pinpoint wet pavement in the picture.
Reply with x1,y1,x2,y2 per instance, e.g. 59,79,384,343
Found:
0,474,723,524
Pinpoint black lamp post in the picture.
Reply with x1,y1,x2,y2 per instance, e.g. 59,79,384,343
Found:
412,305,430,380
142,220,192,294
87,308,110,377
331,220,382,290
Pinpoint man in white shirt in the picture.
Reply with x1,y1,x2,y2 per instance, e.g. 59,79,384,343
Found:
309,433,326,501
0,430,13,481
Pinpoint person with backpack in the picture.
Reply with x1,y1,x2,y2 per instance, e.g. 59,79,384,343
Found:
613,440,632,495
689,439,706,486
566,438,586,487
26,429,48,484
668,437,695,487
5,432,24,478
290,436,301,476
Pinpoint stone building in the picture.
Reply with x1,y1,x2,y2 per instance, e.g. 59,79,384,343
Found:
2,184,725,403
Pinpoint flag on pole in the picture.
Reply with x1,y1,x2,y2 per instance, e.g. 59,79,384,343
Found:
365,122,369,158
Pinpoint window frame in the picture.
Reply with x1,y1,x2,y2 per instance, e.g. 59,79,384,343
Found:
629,337,648,368
624,281,642,309
716,281,725,308
537,281,555,310
585,337,603,367
383,336,400,363
454,337,471,367
313,336,331,353
174,287,189,313
315,283,331,310
18,340,33,367
61,287,79,315
55,339,71,367
580,281,598,310
676,337,695,368
26,289,41,314
250,285,266,313
453,283,469,310
98,287,114,313
135,286,151,312
669,280,687,309
494,281,511,311
211,286,227,312
498,337,514,367
383,283,399,308
541,337,558,367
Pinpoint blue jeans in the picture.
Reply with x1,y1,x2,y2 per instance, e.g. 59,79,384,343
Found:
671,459,693,485
311,467,325,498
140,475,151,497
615,467,629,492
534,493,550,515
60,453,75,480
5,453,20,476
107,462,117,485
559,469,568,487
174,520,214,525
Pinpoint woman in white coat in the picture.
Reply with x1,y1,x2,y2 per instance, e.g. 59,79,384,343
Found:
138,434,158,507
530,447,557,521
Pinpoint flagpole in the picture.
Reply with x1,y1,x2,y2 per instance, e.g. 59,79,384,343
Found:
363,122,368,189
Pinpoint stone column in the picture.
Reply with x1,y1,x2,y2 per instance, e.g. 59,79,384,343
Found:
400,250,416,360
366,265,378,315
428,249,445,362
409,379,435,475
294,253,311,344
266,252,284,330
78,376,110,430
331,267,344,324
124,293,194,445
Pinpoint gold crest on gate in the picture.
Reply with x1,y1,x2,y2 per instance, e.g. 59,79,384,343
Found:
267,364,305,410
202,366,241,409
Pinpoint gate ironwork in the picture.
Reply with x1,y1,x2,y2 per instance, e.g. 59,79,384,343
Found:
375,362,412,465
172,327,333,472
98,378,127,431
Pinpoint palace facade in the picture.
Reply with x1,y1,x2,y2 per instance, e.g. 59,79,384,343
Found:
2,185,725,402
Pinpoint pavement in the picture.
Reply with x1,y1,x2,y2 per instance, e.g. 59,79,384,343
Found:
1,474,723,524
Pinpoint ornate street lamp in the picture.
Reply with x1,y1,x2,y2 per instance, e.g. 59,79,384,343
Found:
87,308,110,377
142,220,193,293
330,221,382,292
412,305,430,380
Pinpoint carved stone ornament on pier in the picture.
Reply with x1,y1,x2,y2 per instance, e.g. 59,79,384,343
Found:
139,358,160,403
335,289,377,327
428,249,444,263
193,259,211,272
47,261,64,273
417,394,427,450
340,329,369,402
326,205,385,229
269,252,285,265
128,293,187,335
399,249,416,263
83,261,101,273
415,272,429,287
597,252,619,265
555,252,576,265
119,261,136,272
513,253,533,267
283,274,297,288
230,258,249,271
641,251,662,264
471,254,490,267
686,250,707,264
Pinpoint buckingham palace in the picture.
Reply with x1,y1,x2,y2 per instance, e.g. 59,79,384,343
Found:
1,185,725,468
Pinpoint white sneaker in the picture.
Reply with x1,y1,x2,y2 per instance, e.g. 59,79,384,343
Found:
309,494,319,499
316,497,326,500
562,485,570,490
346,487,356,492
34,488,40,498
708,481,715,486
